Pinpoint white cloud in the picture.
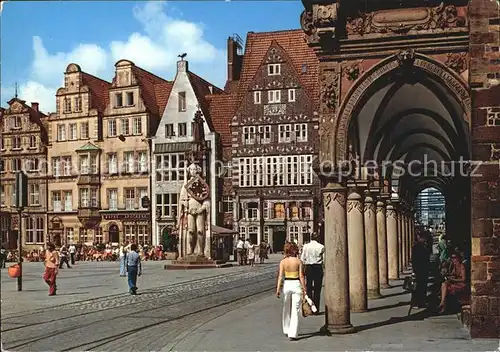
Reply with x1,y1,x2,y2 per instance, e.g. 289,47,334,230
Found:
14,1,225,113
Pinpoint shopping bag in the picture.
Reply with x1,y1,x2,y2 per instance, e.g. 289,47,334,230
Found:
302,298,313,317
403,275,417,292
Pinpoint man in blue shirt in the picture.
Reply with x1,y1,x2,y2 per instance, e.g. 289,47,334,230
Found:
126,243,142,295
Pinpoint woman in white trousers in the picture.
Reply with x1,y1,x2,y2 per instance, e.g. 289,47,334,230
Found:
276,242,306,341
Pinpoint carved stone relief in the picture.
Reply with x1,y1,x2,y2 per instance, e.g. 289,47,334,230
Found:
348,200,364,213
386,209,396,218
342,60,364,81
239,144,315,156
10,102,24,114
265,47,283,64
261,188,288,197
300,3,339,45
320,69,340,113
444,52,468,75
346,3,466,36
396,49,416,68
364,202,376,213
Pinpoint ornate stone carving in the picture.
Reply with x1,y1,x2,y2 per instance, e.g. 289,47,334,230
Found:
333,192,346,207
300,3,339,44
10,102,24,114
386,209,396,218
264,104,286,116
261,188,287,197
301,10,319,45
265,47,283,63
324,193,332,208
342,60,364,81
396,48,416,68
364,202,376,213
346,3,466,36
320,69,340,112
444,52,468,75
348,200,364,213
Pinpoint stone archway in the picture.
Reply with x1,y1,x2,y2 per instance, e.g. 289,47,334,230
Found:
334,52,470,163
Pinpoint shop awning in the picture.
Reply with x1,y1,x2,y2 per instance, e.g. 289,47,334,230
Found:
211,225,237,236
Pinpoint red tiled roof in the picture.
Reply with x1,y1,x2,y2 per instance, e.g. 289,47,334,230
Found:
131,66,173,116
207,93,238,146
187,71,224,132
236,29,319,109
81,72,111,113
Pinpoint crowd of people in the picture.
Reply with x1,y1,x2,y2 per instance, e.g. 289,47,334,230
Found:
235,238,270,266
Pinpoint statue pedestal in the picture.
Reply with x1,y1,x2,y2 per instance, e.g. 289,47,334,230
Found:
165,255,232,270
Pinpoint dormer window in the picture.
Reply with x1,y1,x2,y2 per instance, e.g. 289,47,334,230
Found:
253,91,261,104
268,90,281,103
268,64,281,76
115,93,123,107
178,92,186,112
126,92,134,106
63,98,72,113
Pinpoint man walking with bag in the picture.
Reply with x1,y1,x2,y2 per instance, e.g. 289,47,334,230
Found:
301,232,324,313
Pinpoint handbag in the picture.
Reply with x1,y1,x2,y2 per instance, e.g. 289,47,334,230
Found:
403,275,417,292
301,297,313,317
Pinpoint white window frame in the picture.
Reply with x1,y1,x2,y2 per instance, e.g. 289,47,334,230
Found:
258,125,271,144
69,123,77,140
138,188,148,209
108,189,118,210
108,119,117,137
268,90,281,103
125,188,136,210
294,123,308,142
253,91,261,104
132,117,142,135
52,158,61,177
123,151,135,173
108,153,118,174
90,155,98,174
62,156,72,176
120,118,129,136
156,193,179,218
63,191,72,211
155,154,186,182
80,188,89,208
288,89,296,102
243,126,256,145
80,122,89,139
138,152,148,173
57,124,66,141
222,196,233,213
80,155,89,175
268,63,281,76
165,124,174,137
278,124,292,143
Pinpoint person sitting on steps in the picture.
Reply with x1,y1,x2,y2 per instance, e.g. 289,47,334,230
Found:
438,251,466,313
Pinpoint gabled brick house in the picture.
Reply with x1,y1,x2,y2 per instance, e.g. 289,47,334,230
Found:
228,30,321,251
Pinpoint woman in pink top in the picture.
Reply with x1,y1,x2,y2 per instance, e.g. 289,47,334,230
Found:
44,243,59,296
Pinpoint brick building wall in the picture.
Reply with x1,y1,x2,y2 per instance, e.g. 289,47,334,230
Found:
469,0,500,339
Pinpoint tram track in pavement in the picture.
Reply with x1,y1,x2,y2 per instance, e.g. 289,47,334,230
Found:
2,263,274,323
2,267,277,351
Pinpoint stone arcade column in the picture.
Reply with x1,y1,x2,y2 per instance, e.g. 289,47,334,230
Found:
322,182,355,334
376,199,390,288
398,208,404,275
364,192,381,299
386,202,399,280
401,212,407,270
347,189,367,312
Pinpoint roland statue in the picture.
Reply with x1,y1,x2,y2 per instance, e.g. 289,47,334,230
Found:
178,163,210,256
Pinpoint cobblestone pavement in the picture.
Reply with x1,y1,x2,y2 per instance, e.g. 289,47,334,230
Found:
170,278,500,352
1,257,279,351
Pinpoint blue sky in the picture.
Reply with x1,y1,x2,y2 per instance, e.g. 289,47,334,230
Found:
1,0,304,112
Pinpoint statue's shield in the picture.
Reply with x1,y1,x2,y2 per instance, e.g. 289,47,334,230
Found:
186,175,210,202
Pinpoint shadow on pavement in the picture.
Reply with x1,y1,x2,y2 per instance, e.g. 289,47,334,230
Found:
381,291,408,299
367,301,411,312
355,309,434,332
